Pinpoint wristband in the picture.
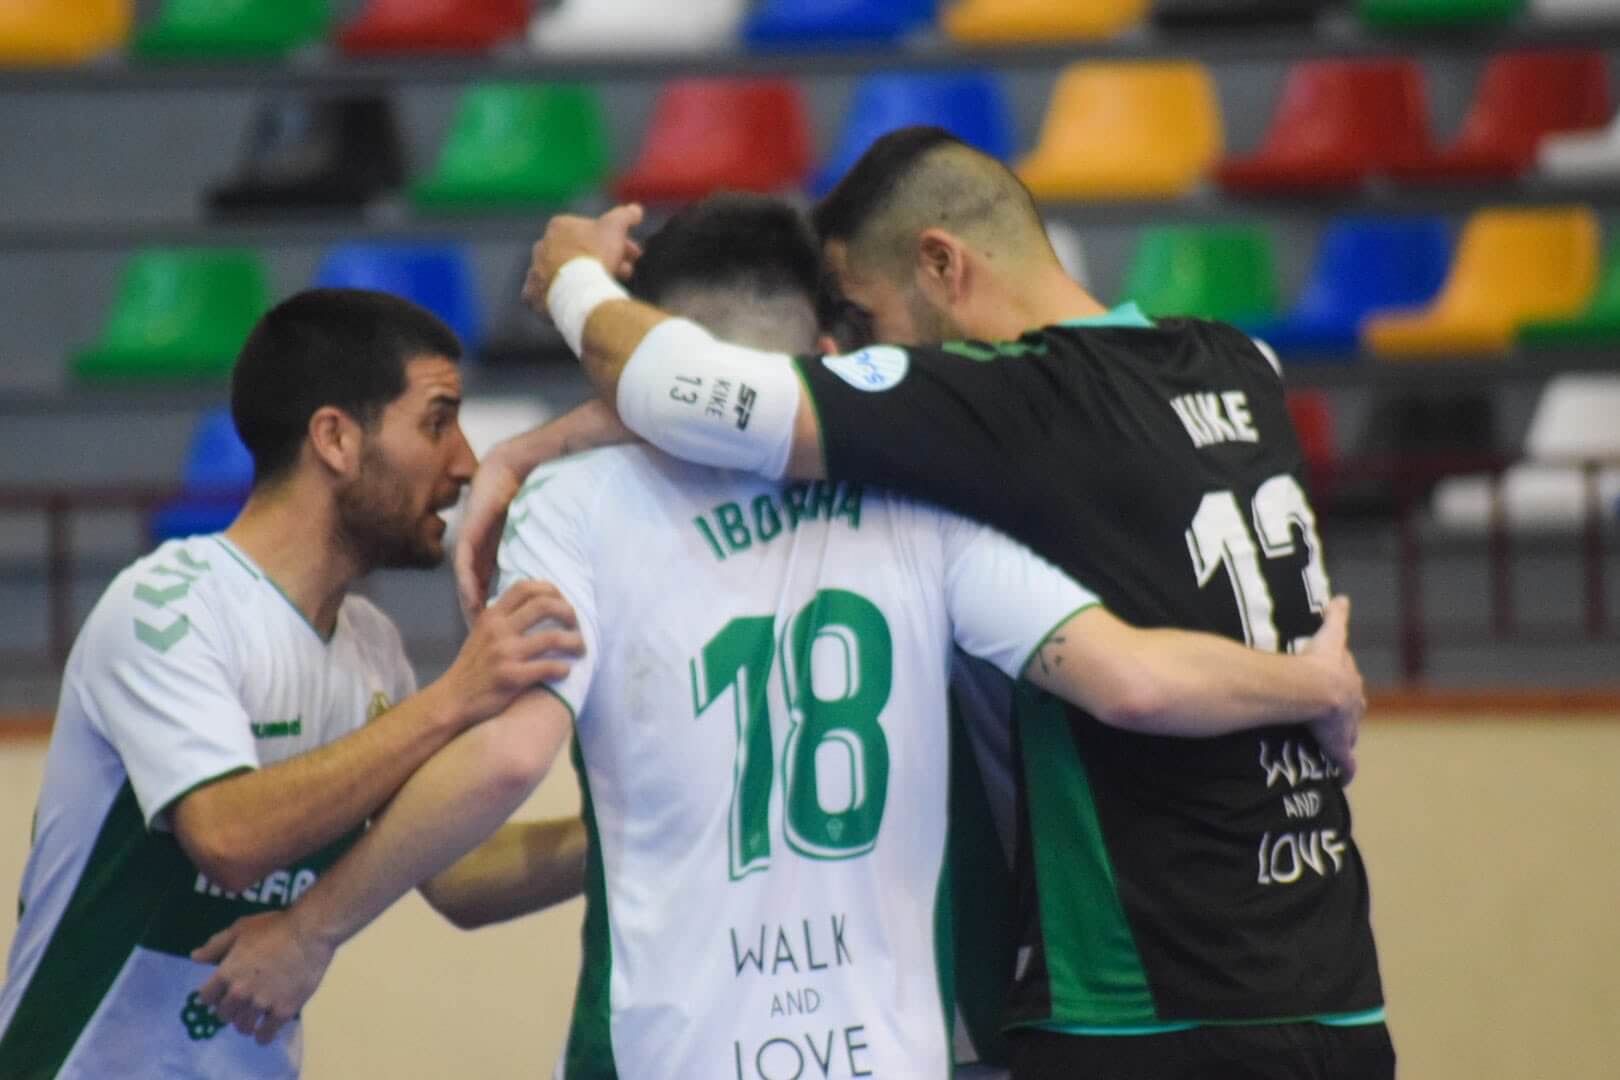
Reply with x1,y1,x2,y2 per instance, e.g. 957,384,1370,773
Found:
546,256,629,356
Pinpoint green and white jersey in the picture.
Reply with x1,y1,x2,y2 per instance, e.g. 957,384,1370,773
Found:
495,447,1095,1080
0,535,415,1080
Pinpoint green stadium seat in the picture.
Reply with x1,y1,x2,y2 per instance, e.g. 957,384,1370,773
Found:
1359,0,1524,28
1520,238,1620,346
134,0,328,60
410,84,608,212
1122,225,1281,324
74,250,270,381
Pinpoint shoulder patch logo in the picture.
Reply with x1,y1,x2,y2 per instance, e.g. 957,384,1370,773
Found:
367,692,393,722
821,346,910,393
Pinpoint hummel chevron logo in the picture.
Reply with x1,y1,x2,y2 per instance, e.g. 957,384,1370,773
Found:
135,615,191,654
134,582,189,608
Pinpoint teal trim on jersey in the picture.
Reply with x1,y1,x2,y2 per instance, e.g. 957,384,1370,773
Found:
933,799,956,1074
1040,1006,1388,1037
0,783,164,1077
1013,687,1157,1027
1017,601,1101,684
1059,302,1154,330
563,738,619,1080
211,536,333,645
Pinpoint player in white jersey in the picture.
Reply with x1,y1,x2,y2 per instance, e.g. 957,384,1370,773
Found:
0,289,583,1080
192,198,1364,1079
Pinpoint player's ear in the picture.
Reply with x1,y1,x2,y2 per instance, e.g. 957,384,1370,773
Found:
916,228,968,304
306,405,363,479
815,334,840,356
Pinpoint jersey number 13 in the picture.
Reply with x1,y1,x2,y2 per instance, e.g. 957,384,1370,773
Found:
690,589,893,881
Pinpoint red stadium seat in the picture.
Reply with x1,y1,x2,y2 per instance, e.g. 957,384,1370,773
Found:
1217,60,1431,194
613,80,812,203
338,0,528,53
1286,390,1340,495
1388,49,1611,183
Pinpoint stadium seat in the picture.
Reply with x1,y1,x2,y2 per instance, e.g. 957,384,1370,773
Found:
134,0,326,60
1122,225,1280,323
1153,0,1336,27
74,250,270,381
1016,62,1223,201
529,0,744,54
410,84,607,212
150,409,254,543
812,73,1015,197
313,245,482,354
1217,60,1431,194
1248,217,1453,358
942,0,1148,43
1529,0,1620,18
742,0,935,49
338,0,528,54
1387,50,1611,184
1434,376,1620,530
1364,207,1599,357
207,95,406,216
614,80,812,203
1520,240,1620,346
1360,0,1524,27
1285,390,1340,494
0,0,129,66
1539,107,1620,183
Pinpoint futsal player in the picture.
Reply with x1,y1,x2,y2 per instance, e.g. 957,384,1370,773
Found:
191,196,1366,1079
522,129,1393,1080
0,289,583,1079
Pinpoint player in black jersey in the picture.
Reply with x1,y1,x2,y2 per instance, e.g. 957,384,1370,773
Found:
516,128,1392,1080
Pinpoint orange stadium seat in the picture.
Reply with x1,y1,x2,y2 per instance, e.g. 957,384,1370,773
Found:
1364,207,1600,357
0,0,129,66
1017,62,1222,201
613,80,812,203
943,0,1149,43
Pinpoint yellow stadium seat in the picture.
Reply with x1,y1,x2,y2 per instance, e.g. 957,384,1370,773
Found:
944,0,1149,43
1364,207,1600,357
1016,62,1222,201
0,0,130,65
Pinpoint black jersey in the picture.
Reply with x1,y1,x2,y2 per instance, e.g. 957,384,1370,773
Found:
795,317,1384,1028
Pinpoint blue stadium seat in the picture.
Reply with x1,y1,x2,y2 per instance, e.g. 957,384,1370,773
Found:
1248,217,1453,360
743,0,936,50
812,72,1014,196
313,244,482,353
151,409,254,542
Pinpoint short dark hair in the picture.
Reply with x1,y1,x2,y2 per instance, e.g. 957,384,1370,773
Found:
231,288,462,488
629,192,821,307
812,125,967,245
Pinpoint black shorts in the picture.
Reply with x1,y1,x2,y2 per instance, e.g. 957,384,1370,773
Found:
1006,1022,1396,1080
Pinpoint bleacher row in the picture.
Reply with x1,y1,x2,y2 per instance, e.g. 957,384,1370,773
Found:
8,0,1620,67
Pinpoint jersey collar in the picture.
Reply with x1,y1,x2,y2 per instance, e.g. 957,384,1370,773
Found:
1058,302,1155,330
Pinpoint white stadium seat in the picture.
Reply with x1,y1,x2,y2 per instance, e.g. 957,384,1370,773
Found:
1540,108,1620,183
1531,0,1620,21
529,0,745,54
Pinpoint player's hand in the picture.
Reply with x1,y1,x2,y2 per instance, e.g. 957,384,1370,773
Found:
1300,596,1364,783
454,443,525,628
522,205,645,317
191,912,333,1047
440,580,583,728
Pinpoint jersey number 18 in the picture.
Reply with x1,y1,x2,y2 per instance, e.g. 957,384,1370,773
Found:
691,590,893,881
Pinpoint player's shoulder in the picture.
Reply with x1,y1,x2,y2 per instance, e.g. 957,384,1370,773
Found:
511,445,652,512
73,536,244,669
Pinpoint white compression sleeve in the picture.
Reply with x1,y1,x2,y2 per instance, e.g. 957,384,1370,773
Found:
614,317,800,480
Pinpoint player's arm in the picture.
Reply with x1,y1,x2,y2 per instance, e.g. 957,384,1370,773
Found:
170,581,581,892
455,399,635,623
192,688,575,1044
1022,600,1364,776
416,816,587,930
522,208,830,482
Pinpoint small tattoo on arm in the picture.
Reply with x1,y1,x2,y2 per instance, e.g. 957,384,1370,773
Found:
1038,635,1067,676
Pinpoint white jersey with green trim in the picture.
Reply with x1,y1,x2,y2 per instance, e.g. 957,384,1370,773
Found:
494,446,1096,1080
0,534,415,1080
